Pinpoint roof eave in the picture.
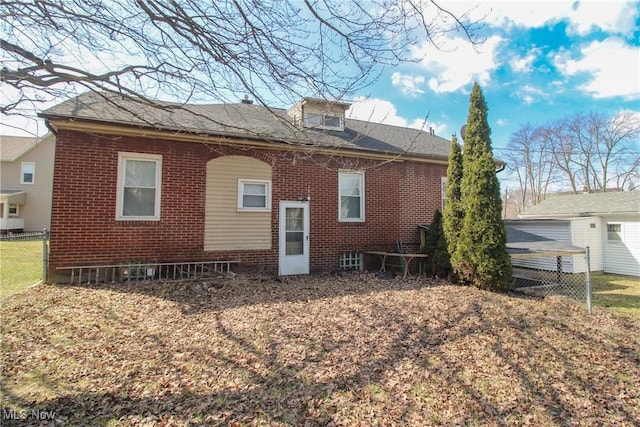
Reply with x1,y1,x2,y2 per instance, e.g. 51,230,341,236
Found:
43,117,450,165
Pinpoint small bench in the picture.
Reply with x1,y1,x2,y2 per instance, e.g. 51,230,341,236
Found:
364,251,429,280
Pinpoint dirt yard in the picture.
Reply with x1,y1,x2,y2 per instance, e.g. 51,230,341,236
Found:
1,272,639,426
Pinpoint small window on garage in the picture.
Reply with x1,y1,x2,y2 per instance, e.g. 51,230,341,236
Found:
607,223,622,242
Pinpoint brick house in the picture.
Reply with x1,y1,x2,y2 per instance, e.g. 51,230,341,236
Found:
40,92,451,283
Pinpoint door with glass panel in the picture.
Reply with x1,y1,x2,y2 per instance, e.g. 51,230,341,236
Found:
278,201,309,275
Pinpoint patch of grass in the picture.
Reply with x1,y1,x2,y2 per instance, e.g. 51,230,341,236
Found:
591,272,640,319
0,240,43,298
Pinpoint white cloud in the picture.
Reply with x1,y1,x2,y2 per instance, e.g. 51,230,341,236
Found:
346,97,447,134
410,35,503,93
510,48,539,73
568,0,638,35
391,72,425,97
455,1,637,36
467,1,570,29
554,37,640,99
346,97,409,127
515,84,548,105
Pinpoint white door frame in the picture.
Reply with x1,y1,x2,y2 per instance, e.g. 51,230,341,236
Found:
278,201,310,275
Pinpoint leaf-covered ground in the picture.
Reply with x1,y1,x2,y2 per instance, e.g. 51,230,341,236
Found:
2,272,639,426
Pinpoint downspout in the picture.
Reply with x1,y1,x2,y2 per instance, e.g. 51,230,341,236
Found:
43,117,58,137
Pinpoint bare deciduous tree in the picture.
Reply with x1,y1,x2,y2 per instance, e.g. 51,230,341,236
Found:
505,123,556,211
504,110,640,207
1,0,482,134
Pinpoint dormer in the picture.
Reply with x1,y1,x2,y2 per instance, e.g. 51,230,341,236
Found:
287,98,351,132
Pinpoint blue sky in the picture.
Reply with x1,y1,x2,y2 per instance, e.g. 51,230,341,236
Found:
345,0,640,157
2,0,639,161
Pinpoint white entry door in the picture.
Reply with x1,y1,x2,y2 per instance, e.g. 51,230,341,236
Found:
278,201,310,275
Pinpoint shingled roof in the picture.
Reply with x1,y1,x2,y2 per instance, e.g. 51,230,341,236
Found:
40,92,452,161
506,226,585,254
520,191,640,217
0,135,39,162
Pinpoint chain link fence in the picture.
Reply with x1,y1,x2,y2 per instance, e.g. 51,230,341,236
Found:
511,248,592,313
0,230,49,297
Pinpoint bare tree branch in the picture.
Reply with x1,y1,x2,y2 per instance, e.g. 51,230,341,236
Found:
504,111,640,201
1,0,481,117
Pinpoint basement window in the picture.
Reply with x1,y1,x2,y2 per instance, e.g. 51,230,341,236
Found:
340,251,363,270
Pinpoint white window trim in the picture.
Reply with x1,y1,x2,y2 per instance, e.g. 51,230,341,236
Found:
237,179,271,212
8,203,19,217
441,177,447,210
607,222,623,243
20,162,35,185
116,152,162,221
304,113,344,131
338,170,365,222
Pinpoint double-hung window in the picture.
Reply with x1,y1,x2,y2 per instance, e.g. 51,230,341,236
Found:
21,162,35,184
339,171,365,221
238,179,271,211
116,152,162,220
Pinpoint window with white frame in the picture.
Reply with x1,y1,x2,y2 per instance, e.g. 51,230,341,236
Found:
8,204,18,217
304,113,343,131
238,179,271,211
21,162,35,184
116,152,162,220
339,171,364,221
441,177,447,210
607,223,622,242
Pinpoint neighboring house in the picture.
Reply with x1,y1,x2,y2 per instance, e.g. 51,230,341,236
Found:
508,192,640,276
40,92,452,283
0,133,55,233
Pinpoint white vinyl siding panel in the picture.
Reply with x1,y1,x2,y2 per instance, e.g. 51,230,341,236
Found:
204,156,272,251
570,217,603,273
509,221,579,273
603,216,640,276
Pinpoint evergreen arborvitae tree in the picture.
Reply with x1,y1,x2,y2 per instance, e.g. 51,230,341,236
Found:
453,83,512,291
442,134,464,282
421,210,451,278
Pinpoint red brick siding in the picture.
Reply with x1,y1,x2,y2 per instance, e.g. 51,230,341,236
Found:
49,130,446,281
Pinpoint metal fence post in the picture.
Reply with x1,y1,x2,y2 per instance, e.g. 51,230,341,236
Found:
42,228,49,283
585,246,592,315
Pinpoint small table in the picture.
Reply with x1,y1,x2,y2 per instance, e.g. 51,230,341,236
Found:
364,251,429,280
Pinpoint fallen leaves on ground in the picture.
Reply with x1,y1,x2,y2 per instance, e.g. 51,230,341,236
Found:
1,272,639,426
